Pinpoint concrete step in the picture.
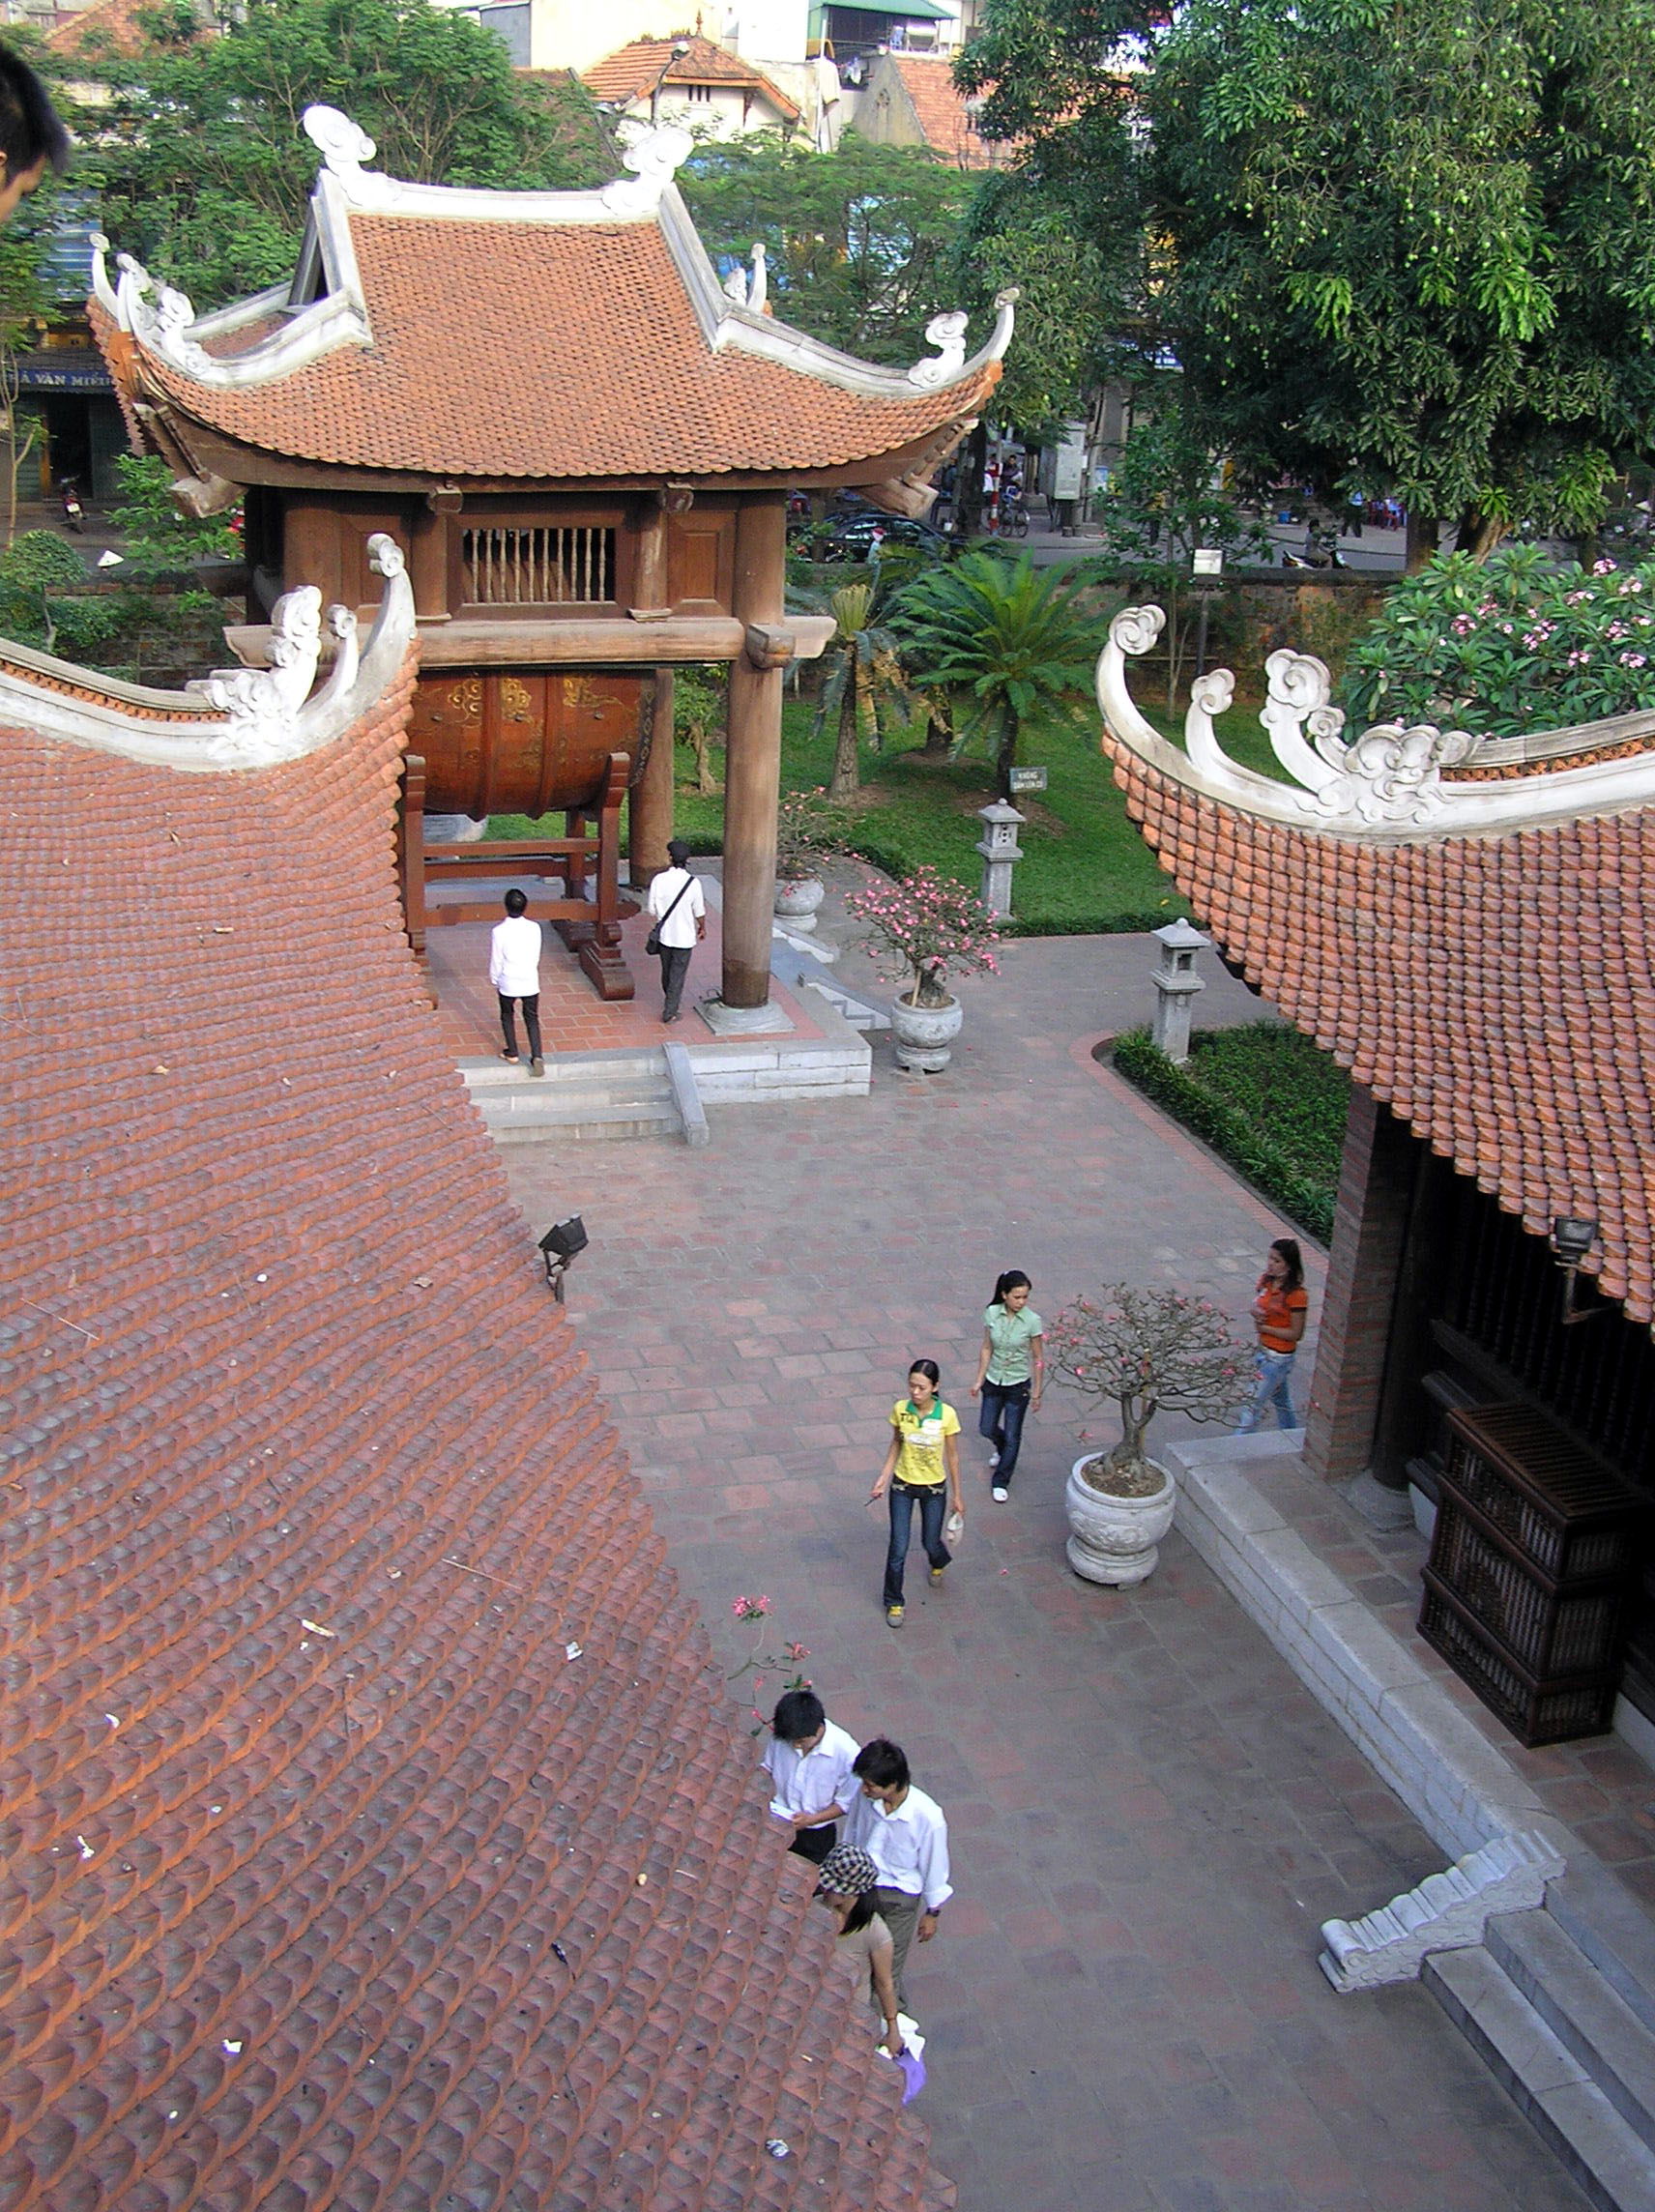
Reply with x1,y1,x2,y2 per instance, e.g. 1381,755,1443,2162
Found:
1486,1906,1655,2157
460,1051,682,1144
1426,1938,1655,2210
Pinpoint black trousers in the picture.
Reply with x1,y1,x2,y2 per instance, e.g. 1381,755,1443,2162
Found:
657,943,692,1019
498,992,542,1060
788,1820,838,1865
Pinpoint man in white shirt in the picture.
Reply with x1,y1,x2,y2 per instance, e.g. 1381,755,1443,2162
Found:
760,1688,859,1867
488,887,545,1075
848,1736,952,2008
644,837,706,1024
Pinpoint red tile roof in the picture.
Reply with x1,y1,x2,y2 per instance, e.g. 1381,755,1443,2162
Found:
0,664,947,2204
109,215,999,480
42,0,156,53
872,56,1006,170
584,34,800,123
1102,732,1655,1324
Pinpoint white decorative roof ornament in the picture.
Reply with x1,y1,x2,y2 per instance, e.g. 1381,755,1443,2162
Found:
197,585,327,763
304,103,378,182
746,240,768,312
1099,603,1655,835
601,121,696,215
908,309,970,390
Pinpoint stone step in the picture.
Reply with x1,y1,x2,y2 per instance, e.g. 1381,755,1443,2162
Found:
473,1094,681,1143
1426,1940,1655,2211
459,1051,664,1090
461,1051,682,1143
1487,1906,1655,2157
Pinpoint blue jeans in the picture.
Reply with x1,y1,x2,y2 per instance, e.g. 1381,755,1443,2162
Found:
978,1379,1031,1486
884,1480,950,1607
1235,1349,1298,1432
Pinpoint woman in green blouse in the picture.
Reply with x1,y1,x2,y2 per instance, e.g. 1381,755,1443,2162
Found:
970,1269,1044,1501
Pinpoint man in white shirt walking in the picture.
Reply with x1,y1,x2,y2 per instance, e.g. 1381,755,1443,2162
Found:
760,1688,860,1868
488,887,545,1075
848,1736,952,2010
644,837,706,1024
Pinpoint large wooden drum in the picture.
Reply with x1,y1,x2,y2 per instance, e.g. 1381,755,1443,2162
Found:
406,669,649,818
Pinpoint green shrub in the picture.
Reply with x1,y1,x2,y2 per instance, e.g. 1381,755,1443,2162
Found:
1113,1022,1347,1243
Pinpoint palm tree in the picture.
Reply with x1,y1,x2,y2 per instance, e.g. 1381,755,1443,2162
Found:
814,580,912,802
890,550,1105,795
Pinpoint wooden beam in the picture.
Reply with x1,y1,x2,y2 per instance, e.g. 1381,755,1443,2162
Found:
721,498,787,1010
222,615,836,670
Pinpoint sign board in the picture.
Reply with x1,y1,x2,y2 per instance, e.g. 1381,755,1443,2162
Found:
1051,436,1087,502
1008,765,1048,795
1192,547,1224,577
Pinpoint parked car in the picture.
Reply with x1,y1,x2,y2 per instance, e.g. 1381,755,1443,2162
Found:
813,509,956,563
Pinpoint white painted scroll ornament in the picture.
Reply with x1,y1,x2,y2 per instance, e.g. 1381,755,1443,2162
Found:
908,309,970,389
1319,1830,1564,1993
303,104,378,183
197,586,325,764
601,123,696,215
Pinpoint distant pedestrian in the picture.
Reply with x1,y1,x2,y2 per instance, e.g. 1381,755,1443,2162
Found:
645,837,706,1024
813,1843,903,2057
489,887,544,1076
762,1687,859,1867
867,1358,962,1626
970,1268,1044,1502
847,1738,951,2012
1234,1237,1308,1432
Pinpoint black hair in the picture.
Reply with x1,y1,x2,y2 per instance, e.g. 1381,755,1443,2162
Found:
1270,1237,1304,1293
840,1891,878,1935
770,1687,824,1743
907,1358,941,1389
852,1736,909,1791
503,887,528,917
0,46,69,184
666,837,690,865
991,1269,1031,1306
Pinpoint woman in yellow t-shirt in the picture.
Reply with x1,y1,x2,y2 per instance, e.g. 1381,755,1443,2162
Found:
868,1359,963,1626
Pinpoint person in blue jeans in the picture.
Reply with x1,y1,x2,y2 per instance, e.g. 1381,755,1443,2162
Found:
970,1269,1044,1502
867,1360,962,1626
1234,1237,1309,1432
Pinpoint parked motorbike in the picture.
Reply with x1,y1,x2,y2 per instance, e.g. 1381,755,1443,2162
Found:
59,480,84,533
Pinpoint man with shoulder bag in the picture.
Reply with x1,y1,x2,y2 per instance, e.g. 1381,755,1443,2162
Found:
644,837,706,1024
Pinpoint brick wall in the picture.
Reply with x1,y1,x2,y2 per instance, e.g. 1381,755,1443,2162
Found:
1305,1086,1420,1485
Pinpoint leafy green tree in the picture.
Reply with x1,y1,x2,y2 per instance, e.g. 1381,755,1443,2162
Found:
60,0,611,304
890,549,1103,793
815,579,912,800
960,0,1655,559
1094,394,1270,568
108,452,239,577
680,132,967,365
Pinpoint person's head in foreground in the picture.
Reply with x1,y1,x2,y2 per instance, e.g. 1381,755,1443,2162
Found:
0,45,69,223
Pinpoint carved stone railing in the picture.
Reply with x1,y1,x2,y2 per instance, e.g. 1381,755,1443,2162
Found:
1098,603,1655,834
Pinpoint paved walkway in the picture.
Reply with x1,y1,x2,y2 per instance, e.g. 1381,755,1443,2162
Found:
500,934,1588,2212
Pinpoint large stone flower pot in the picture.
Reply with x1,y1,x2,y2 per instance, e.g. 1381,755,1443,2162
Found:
889,991,964,1073
1064,1452,1176,1586
773,876,827,929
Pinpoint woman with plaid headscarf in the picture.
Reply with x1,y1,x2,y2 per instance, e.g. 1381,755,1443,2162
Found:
813,1843,903,2056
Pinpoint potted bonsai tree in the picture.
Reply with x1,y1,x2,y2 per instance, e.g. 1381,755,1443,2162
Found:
1046,1285,1247,1585
772,785,844,932
844,863,1000,1071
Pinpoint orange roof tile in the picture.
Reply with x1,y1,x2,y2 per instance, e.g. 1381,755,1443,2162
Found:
584,33,800,122
1101,726,1655,1325
875,55,1006,170
0,657,947,2205
42,0,156,53
108,210,999,480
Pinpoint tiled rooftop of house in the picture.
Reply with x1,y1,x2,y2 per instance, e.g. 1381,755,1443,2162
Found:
0,672,943,2205
584,34,801,122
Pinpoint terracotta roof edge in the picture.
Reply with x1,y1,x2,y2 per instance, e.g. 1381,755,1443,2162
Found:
1100,599,1655,838
0,537,414,772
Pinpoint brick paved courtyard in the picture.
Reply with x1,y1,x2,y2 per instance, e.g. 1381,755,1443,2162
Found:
501,935,1590,2212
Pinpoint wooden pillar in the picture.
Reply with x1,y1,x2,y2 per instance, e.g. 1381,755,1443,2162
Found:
721,497,787,1008
1304,1087,1422,1487
628,666,675,888
282,499,335,597
409,504,450,621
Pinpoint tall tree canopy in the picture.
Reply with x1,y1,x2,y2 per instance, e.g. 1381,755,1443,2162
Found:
679,132,966,366
59,0,610,305
961,0,1655,550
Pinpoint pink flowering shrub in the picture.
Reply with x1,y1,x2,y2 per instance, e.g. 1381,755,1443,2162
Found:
1046,1285,1247,1492
726,1595,810,1732
844,864,1002,1008
1344,545,1655,738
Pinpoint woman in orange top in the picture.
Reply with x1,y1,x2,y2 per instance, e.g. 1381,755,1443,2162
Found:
1234,1237,1308,1433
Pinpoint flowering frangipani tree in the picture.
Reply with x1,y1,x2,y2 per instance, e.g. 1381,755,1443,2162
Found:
844,863,1001,1008
1046,1285,1247,1491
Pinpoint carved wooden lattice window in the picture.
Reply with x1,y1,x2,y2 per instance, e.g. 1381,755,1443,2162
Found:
462,526,616,606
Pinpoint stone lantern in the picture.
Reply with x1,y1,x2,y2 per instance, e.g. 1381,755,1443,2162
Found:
976,799,1026,917
1150,918,1208,1062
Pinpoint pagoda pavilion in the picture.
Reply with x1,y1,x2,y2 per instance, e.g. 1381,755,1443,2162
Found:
93,105,1013,1015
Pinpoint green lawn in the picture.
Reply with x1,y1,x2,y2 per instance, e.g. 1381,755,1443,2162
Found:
490,694,1193,935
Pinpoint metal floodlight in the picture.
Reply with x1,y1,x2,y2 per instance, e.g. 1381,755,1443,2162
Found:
539,1215,589,1302
1549,1215,1604,1326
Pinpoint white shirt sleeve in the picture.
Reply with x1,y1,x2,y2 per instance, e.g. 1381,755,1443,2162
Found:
914,1801,953,1911
488,922,506,992
687,877,707,923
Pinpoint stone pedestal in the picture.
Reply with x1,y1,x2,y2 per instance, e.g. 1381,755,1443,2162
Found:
1150,918,1208,1063
975,800,1025,917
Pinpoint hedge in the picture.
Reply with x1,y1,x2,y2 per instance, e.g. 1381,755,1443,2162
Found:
1112,1022,1347,1243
